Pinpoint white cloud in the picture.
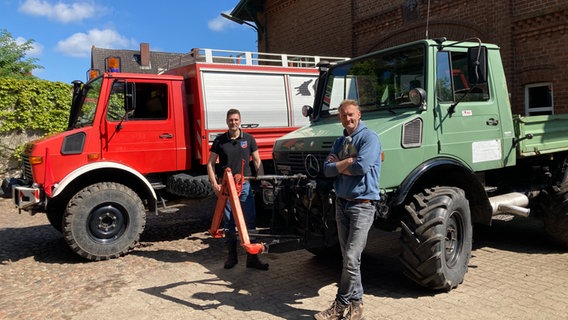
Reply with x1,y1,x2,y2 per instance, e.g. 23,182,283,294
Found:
56,29,137,58
19,0,97,23
16,36,44,56
208,10,234,32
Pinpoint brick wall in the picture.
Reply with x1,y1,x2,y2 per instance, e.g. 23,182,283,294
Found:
259,0,352,57
511,2,567,114
256,0,567,115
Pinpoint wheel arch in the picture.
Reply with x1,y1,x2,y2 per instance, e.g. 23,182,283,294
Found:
52,162,157,212
392,157,492,225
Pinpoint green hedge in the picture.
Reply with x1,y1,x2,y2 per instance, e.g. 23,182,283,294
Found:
0,78,72,165
0,77,72,134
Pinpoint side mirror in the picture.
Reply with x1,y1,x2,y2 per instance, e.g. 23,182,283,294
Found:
467,46,488,84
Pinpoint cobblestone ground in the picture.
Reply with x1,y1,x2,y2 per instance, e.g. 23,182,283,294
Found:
1,195,567,320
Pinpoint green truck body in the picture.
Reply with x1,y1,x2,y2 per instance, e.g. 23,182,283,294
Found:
515,114,568,157
270,38,568,291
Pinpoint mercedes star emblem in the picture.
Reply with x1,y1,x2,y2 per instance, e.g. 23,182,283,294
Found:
304,154,320,178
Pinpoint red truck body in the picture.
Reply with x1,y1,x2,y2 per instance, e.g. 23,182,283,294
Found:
11,48,347,260
163,62,324,165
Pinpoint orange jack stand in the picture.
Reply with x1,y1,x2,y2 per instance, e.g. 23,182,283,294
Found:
208,168,265,255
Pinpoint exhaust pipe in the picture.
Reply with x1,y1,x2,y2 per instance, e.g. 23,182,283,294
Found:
488,192,530,217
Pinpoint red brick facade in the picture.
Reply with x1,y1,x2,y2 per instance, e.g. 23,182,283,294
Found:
252,0,567,115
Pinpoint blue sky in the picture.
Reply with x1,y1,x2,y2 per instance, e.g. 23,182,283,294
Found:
1,0,257,83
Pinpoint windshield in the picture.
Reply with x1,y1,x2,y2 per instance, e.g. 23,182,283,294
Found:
74,76,103,128
320,44,425,116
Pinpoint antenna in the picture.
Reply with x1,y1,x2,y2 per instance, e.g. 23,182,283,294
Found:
425,0,431,39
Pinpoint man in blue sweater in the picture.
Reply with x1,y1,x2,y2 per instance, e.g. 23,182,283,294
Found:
315,99,382,320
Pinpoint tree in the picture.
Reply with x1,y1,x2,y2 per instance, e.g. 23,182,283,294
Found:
0,29,43,78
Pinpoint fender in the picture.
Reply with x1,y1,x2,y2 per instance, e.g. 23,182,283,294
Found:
392,156,493,225
392,156,483,206
51,161,157,201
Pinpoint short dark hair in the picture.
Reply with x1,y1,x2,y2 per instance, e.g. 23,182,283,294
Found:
226,108,241,119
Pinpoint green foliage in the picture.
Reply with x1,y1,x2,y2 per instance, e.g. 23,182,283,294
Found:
0,29,43,79
0,77,72,135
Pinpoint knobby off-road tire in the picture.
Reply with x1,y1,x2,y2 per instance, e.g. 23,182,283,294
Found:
63,182,146,261
536,184,568,248
46,207,64,232
400,186,472,291
46,196,69,233
166,174,213,198
304,191,340,258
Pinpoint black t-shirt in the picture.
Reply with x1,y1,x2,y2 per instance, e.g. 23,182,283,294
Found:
210,130,258,178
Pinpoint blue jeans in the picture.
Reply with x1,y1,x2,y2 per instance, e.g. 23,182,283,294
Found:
224,182,256,242
335,198,375,305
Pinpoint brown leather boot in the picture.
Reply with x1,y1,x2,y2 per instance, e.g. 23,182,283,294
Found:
246,253,269,270
224,242,238,269
344,300,364,320
313,300,347,320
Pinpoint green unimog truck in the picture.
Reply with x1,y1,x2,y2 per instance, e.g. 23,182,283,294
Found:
267,37,568,291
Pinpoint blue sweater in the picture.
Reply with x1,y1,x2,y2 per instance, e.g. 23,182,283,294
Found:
323,120,382,200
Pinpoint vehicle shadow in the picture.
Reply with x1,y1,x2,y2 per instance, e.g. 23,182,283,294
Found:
472,216,565,254
133,202,567,318
2,196,565,319
0,223,84,264
135,234,329,317
0,197,216,264
133,223,434,319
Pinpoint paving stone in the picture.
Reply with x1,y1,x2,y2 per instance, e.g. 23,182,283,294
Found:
1,197,567,319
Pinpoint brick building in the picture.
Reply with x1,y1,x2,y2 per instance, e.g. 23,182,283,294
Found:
230,0,567,115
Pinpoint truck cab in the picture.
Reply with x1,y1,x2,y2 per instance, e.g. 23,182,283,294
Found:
276,39,513,196
270,38,568,291
15,73,186,211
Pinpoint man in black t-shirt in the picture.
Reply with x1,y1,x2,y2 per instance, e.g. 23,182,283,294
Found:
206,108,269,271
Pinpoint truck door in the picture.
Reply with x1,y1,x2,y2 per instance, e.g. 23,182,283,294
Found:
102,80,177,173
434,49,504,171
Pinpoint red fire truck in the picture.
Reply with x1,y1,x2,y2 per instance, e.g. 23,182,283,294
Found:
10,48,347,260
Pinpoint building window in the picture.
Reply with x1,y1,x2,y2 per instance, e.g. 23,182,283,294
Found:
525,83,553,115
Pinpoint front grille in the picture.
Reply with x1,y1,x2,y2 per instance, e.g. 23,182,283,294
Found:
21,154,33,181
275,151,329,177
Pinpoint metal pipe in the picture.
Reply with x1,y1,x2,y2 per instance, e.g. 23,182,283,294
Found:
245,174,307,180
488,192,530,217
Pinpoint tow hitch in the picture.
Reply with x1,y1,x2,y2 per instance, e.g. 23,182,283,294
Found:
208,168,307,253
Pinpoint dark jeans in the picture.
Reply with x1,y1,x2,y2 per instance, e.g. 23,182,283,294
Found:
335,197,375,305
223,182,256,242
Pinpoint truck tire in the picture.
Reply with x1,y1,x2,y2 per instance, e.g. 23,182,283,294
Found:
400,186,472,291
63,182,146,261
46,197,68,233
305,190,340,257
46,207,64,233
304,199,341,257
166,174,214,198
536,184,568,247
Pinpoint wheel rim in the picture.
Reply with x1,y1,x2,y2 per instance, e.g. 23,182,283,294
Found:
445,211,463,268
88,204,128,243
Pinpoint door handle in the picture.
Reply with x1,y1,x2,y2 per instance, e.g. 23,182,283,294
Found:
159,133,173,139
486,118,499,126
